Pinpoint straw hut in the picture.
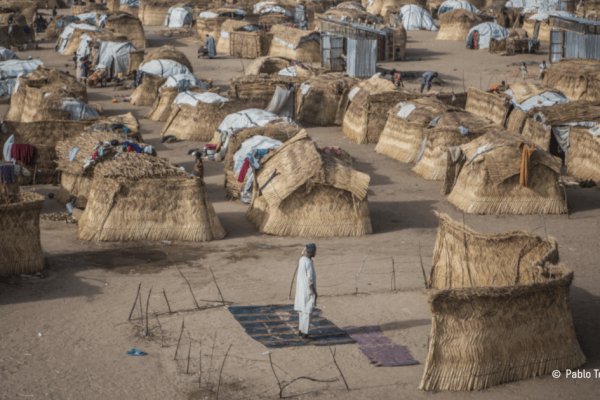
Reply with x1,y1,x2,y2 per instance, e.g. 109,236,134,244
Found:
253,0,295,26
322,1,382,23
567,126,600,183
138,0,171,25
420,212,585,391
130,75,167,106
142,45,193,72
0,13,35,50
229,24,273,59
375,97,450,163
436,9,482,40
216,19,258,55
146,86,180,122
196,7,247,39
544,59,600,102
223,122,301,199
0,185,44,277
464,87,511,127
268,25,321,63
247,131,372,237
244,56,292,75
366,0,427,17
104,12,146,49
412,110,497,180
228,74,300,109
296,73,360,126
54,114,142,208
78,153,226,242
342,76,417,144
71,2,107,15
444,133,567,215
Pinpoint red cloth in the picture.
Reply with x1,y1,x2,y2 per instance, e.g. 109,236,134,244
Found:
10,144,35,165
237,158,250,182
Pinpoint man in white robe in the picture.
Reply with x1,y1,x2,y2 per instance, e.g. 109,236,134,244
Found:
294,243,317,338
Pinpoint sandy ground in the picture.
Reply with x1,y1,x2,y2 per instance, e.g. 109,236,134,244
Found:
1,26,599,400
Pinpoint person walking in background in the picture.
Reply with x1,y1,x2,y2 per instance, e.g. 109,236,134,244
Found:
204,34,216,59
520,62,528,79
392,69,404,88
538,60,547,80
294,243,317,339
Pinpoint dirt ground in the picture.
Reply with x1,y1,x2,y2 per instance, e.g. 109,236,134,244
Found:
1,25,600,400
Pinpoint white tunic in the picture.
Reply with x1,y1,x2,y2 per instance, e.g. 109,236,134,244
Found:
294,256,316,314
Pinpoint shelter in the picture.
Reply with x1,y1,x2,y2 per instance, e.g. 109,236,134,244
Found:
436,9,482,40
252,0,295,26
104,12,145,49
437,0,478,15
443,133,567,215
228,74,300,109
464,87,511,127
45,15,81,40
0,58,43,98
196,7,246,39
247,131,372,237
223,122,301,199
321,1,382,23
548,14,600,61
226,21,272,59
342,76,417,144
164,6,192,28
544,59,600,101
95,41,137,78
268,25,321,63
71,2,107,15
0,13,35,49
141,45,193,71
119,0,140,16
375,97,450,162
420,212,585,391
296,73,360,126
466,21,508,49
366,0,427,18
216,19,262,55
78,153,226,242
55,23,99,55
146,73,207,121
400,4,437,31
138,0,171,25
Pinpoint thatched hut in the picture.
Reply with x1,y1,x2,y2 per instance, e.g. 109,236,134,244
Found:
216,19,257,55
436,9,481,40
375,97,450,163
228,74,300,109
223,122,301,199
342,76,416,144
0,186,44,277
138,0,171,25
321,1,382,23
71,2,107,15
0,13,35,50
412,110,496,180
296,73,360,126
130,75,167,106
567,126,600,183
228,23,273,59
444,133,567,215
104,12,146,49
268,25,321,63
146,86,180,122
544,59,600,102
142,45,193,72
78,153,226,242
244,56,292,75
196,7,247,39
247,131,372,237
464,87,511,127
253,0,295,26
420,212,585,391
366,0,427,18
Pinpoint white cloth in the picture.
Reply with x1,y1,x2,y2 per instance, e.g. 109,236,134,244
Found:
174,91,229,106
139,59,191,77
400,5,438,31
299,311,310,334
466,22,509,49
294,256,316,314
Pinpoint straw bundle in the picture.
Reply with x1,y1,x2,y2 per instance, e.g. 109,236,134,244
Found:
0,191,44,276
223,122,301,199
375,97,450,162
420,213,585,391
230,30,273,58
228,74,299,109
138,0,170,25
436,9,481,41
244,56,291,75
146,87,180,122
143,45,193,72
567,127,600,183
71,2,107,15
296,73,360,126
322,2,380,23
544,60,600,102
216,19,255,55
104,12,146,49
412,110,497,180
130,75,167,106
342,77,417,144
247,131,372,237
268,25,321,63
78,153,226,242
444,133,567,215
465,87,511,127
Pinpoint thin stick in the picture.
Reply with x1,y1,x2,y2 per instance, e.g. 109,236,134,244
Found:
268,352,283,397
462,213,474,287
198,340,202,387
154,313,164,347
144,288,152,337
418,243,428,289
288,263,300,300
354,256,368,295
174,318,185,361
163,289,172,314
329,346,350,391
186,332,192,374
138,287,143,326
216,344,232,400
128,282,141,321
208,332,217,389
279,376,339,398
391,256,396,291
176,266,200,309
209,267,226,305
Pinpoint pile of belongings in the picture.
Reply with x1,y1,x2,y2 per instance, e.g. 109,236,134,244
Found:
73,139,155,171
3,134,36,166
234,135,282,203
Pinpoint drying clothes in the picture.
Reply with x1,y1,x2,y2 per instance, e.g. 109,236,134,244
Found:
519,143,535,187
238,158,251,182
3,134,14,161
0,163,16,184
10,144,35,165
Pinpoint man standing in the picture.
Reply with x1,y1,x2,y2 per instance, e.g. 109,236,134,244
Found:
538,60,547,80
520,62,528,80
294,243,317,339
204,34,216,59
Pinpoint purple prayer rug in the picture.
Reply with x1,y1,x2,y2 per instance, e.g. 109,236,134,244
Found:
345,326,418,367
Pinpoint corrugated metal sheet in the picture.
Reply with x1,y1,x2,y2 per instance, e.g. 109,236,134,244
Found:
321,33,344,71
550,29,600,61
346,38,376,78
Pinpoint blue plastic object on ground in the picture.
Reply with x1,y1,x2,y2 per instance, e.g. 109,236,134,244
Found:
127,348,148,356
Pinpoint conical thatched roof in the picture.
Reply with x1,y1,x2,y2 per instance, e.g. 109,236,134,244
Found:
436,9,482,41
104,12,146,49
247,131,372,237
143,45,193,72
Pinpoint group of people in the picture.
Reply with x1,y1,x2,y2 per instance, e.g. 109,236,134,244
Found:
519,60,547,80
387,69,439,93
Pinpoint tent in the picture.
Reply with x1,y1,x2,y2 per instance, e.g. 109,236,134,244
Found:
437,9,482,41
420,212,585,391
56,23,98,54
95,41,137,77
164,6,192,28
400,5,437,31
437,0,478,15
60,97,100,120
196,7,247,40
139,59,191,77
0,47,18,61
466,22,508,49
0,58,43,98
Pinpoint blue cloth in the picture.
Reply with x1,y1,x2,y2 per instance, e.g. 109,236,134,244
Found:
69,147,80,161
127,348,148,356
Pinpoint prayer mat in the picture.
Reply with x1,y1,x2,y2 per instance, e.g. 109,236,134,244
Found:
228,304,354,348
345,326,418,367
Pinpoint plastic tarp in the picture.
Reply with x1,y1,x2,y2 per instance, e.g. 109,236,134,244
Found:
199,9,245,19
278,66,299,77
265,85,295,118
218,109,290,135
96,41,136,75
57,23,99,54
400,5,438,31
253,1,292,16
174,91,229,106
139,59,191,77
0,47,18,61
466,22,508,49
505,89,568,111
165,7,193,28
162,73,202,91
0,58,43,98
527,10,574,22
77,12,99,25
76,34,93,61
120,0,139,7
233,135,282,203
504,0,560,13
59,97,100,120
397,102,416,118
438,1,479,15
